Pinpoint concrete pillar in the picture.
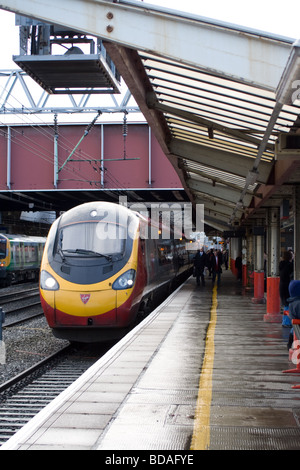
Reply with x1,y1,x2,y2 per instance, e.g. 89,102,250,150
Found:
245,227,254,289
269,207,280,277
264,207,281,322
252,219,265,303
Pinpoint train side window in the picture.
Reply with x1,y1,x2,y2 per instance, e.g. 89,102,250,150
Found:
157,243,172,265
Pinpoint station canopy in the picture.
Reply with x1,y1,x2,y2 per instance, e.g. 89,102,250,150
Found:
1,0,300,232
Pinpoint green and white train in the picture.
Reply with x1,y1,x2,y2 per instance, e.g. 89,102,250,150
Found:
0,234,46,286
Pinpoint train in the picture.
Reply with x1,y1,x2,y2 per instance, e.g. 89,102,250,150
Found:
39,201,194,342
0,234,46,286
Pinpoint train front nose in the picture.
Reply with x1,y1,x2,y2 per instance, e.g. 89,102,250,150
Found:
53,288,117,326
40,269,118,327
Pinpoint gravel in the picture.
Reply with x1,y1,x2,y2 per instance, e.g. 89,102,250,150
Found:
0,315,69,385
0,282,69,384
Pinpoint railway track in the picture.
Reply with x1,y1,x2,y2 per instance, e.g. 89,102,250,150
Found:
0,344,105,446
0,286,43,326
0,286,39,305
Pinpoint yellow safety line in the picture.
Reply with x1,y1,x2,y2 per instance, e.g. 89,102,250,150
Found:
190,284,218,450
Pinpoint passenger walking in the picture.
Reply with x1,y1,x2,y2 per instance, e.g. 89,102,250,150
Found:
207,249,214,277
279,251,293,309
211,249,223,287
193,247,207,286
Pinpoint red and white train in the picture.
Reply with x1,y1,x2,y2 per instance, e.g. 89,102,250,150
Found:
40,201,193,342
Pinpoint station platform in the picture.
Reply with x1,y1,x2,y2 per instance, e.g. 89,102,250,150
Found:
2,270,300,451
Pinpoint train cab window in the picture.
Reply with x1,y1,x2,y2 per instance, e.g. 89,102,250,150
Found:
56,221,126,258
0,239,6,259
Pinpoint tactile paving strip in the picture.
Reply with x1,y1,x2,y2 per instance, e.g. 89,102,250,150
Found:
210,391,300,408
209,426,300,450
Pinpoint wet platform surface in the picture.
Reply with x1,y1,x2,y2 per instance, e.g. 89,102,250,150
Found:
2,270,300,450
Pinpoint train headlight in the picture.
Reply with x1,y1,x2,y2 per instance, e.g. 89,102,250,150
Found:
112,269,136,290
40,270,60,291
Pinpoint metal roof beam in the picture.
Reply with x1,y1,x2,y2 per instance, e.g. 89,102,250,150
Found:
203,210,230,224
194,193,237,210
102,45,171,153
186,167,254,195
148,100,274,151
198,199,243,219
203,215,229,231
196,198,243,216
187,178,252,207
0,0,293,90
170,139,271,184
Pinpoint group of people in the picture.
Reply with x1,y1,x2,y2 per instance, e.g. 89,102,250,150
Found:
193,246,299,317
193,246,300,348
193,248,227,287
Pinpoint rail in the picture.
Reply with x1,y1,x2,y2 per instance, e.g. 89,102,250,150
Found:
0,345,102,446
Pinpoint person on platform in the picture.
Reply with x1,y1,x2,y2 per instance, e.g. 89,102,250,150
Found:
193,247,207,286
207,249,214,277
279,251,293,309
211,249,223,287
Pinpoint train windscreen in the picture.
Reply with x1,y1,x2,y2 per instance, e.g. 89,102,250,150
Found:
0,237,6,260
56,221,126,258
